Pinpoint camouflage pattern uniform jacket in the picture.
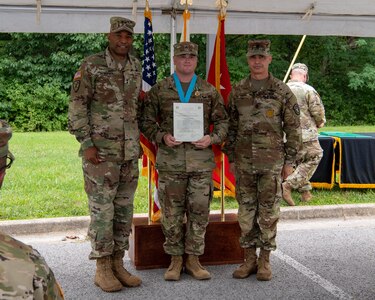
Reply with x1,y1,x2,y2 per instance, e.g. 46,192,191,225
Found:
0,232,64,299
287,79,326,143
285,79,326,191
69,48,142,161
141,76,228,172
224,73,301,174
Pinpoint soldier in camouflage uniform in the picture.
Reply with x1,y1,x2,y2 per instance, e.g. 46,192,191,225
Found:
223,40,301,281
282,63,326,205
68,17,142,293
140,42,228,281
0,120,64,299
0,232,64,299
0,120,14,189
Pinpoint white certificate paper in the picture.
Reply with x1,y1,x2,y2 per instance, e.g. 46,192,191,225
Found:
173,103,204,142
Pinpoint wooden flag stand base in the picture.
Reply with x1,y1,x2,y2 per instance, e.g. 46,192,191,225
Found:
128,213,244,270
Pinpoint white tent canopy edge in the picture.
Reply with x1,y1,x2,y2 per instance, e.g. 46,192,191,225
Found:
1,0,375,37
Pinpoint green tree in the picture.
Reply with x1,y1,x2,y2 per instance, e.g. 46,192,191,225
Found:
0,33,107,130
1,33,375,130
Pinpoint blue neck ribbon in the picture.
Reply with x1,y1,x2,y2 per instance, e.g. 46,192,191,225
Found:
173,72,197,103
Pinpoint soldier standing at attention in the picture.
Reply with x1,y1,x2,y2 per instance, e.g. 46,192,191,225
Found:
68,17,142,293
282,63,326,205
223,40,301,281
141,42,228,281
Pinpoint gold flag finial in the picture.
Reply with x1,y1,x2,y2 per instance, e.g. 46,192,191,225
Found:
215,0,228,17
180,0,193,8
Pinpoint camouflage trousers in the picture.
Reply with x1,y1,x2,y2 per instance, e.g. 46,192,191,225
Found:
285,140,323,192
158,171,213,256
82,158,139,259
236,171,282,251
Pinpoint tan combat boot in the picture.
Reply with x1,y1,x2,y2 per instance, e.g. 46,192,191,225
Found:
112,251,142,287
94,256,122,292
233,247,258,279
164,255,183,281
282,182,295,206
301,190,313,202
256,249,272,281
185,255,211,280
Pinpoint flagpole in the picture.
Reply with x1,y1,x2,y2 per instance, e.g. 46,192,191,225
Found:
145,0,152,225
220,153,225,221
170,9,176,75
218,3,227,222
283,35,307,83
147,158,153,224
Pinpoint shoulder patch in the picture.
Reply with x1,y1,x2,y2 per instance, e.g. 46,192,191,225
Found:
293,103,300,115
73,70,82,81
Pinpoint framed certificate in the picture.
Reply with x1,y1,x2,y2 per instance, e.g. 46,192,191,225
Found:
173,103,204,142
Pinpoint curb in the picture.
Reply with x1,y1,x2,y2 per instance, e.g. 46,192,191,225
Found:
1,204,375,236
280,203,375,220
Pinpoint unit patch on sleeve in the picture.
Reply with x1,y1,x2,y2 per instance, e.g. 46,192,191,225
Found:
293,103,300,115
73,80,81,92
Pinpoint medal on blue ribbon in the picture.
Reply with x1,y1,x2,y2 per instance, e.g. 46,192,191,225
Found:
173,72,197,103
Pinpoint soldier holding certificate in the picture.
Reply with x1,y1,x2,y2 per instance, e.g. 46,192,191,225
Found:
141,41,228,281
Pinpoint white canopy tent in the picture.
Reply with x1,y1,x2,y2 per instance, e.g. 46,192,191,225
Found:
1,0,375,37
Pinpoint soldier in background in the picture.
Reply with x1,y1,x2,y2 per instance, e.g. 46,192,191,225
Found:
0,119,64,299
223,40,301,281
141,41,228,281
68,16,142,293
282,63,326,205
0,120,14,189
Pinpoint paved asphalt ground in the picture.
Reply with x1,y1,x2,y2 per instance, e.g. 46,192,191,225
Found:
1,204,375,300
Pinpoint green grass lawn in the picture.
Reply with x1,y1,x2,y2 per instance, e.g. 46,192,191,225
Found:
0,126,374,220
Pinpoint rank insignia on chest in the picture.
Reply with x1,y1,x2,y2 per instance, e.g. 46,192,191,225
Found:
266,109,274,118
195,91,200,97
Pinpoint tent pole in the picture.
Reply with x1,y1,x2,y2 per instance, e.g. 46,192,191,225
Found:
170,9,177,75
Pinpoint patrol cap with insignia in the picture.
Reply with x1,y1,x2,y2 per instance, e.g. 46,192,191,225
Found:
247,39,271,57
174,42,198,56
110,16,135,34
292,63,309,81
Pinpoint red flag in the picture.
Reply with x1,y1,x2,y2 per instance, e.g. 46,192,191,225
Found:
140,5,161,222
207,14,236,197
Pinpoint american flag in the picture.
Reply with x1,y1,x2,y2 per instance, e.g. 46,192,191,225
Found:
140,7,160,222
142,12,157,91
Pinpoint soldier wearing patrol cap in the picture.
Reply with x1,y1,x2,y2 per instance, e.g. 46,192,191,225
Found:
283,62,326,205
68,16,142,293
141,41,228,281
223,39,302,281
